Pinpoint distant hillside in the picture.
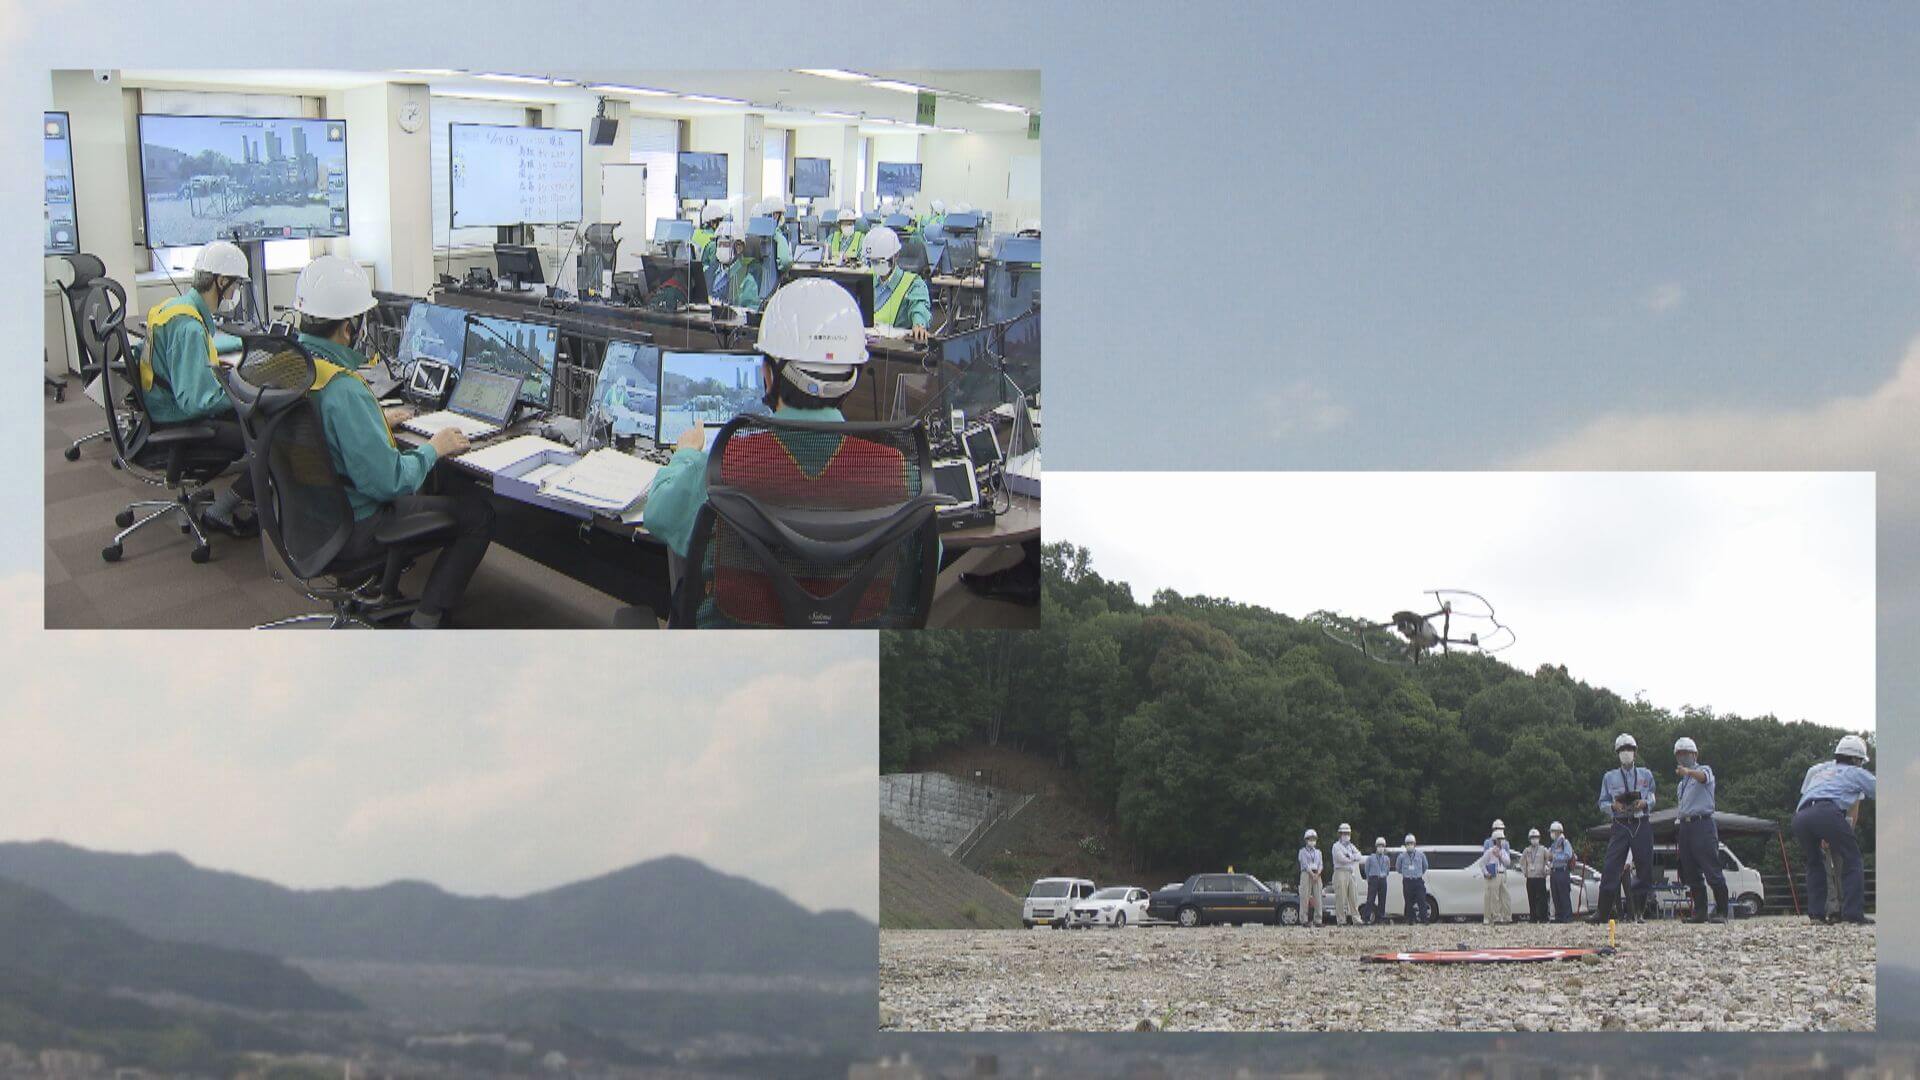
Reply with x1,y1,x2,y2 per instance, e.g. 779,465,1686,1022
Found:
880,819,1022,929
484,985,874,1055
0,845,874,977
0,877,359,1012
0,969,304,1076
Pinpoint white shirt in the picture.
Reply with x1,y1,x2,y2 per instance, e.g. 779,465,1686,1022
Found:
1331,839,1363,872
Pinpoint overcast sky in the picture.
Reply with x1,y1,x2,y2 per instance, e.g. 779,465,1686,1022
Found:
1048,472,1875,733
0,579,877,920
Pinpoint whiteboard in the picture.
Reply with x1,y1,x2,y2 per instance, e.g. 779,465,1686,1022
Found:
1008,155,1042,202
599,163,649,273
449,123,583,228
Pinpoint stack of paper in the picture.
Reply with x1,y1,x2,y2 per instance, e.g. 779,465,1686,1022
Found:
538,449,661,514
458,435,574,474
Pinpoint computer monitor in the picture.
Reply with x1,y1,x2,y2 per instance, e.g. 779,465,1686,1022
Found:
593,338,660,440
992,235,1041,264
793,156,831,199
677,151,728,200
493,244,544,291
43,112,79,256
641,254,708,307
136,114,349,247
462,313,560,409
783,267,875,328
936,325,1004,416
393,301,468,377
876,162,923,198
655,217,694,245
984,259,1041,324
656,351,769,446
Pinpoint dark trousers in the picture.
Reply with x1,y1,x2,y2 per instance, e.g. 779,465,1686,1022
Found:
1793,800,1865,920
1401,877,1428,923
1600,819,1654,916
1550,866,1573,921
338,493,494,616
1526,877,1549,922
1365,877,1387,924
1677,815,1730,916
169,417,253,501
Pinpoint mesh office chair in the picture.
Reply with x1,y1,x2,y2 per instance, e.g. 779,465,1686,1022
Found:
672,414,951,628
89,280,241,565
53,254,124,461
223,336,462,628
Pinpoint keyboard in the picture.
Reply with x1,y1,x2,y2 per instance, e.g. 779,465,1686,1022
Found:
402,411,505,440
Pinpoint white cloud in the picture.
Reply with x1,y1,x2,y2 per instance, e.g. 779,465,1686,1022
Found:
1643,281,1687,314
1265,379,1351,439
1515,334,1920,514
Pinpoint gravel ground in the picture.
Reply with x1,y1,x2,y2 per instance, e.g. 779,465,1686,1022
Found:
879,916,1875,1033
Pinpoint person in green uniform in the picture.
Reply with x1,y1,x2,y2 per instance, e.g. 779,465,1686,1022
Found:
140,240,256,533
290,256,494,629
709,220,767,311
646,278,875,561
861,227,931,342
754,196,794,271
825,208,865,265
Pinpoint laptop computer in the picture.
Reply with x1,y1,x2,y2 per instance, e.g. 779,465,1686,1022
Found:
402,368,523,441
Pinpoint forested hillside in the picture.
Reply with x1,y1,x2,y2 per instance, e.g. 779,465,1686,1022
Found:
880,544,1872,880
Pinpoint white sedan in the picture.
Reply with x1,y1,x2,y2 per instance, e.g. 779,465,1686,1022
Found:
1069,886,1152,928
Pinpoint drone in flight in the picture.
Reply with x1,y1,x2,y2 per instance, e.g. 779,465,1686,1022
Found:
1317,590,1516,665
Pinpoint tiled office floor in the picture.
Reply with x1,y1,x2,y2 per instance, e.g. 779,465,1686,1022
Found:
43,383,1030,630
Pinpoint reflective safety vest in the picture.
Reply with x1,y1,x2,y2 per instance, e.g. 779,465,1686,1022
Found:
828,228,863,262
310,353,396,448
139,296,218,393
873,269,922,327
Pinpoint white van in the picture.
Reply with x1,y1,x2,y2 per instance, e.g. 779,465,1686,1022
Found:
1022,877,1096,928
1653,843,1766,917
1334,845,1605,923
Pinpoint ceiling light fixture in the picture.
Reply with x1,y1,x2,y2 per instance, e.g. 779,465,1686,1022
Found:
795,69,873,82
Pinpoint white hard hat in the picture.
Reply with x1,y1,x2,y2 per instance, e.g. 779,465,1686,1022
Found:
1374,836,1387,847
754,196,784,217
1614,733,1637,751
1550,821,1564,833
1835,734,1870,763
837,208,861,224
953,201,973,214
931,199,946,214
1018,217,1041,234
193,240,250,279
292,255,376,319
1304,828,1317,839
1674,736,1699,754
757,278,869,396
1491,819,1505,831
1528,828,1541,838
1403,834,1417,845
701,202,730,225
861,226,902,262
716,219,746,242
1337,823,1351,834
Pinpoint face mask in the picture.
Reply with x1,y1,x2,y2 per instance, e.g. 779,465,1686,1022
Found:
839,223,853,234
1376,846,1385,854
1404,844,1415,853
873,259,894,278
1619,750,1636,767
716,246,736,266
217,283,242,314
1677,753,1697,769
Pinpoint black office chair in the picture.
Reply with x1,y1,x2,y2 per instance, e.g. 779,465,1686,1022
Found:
88,280,241,565
223,336,461,628
53,254,124,461
671,414,951,629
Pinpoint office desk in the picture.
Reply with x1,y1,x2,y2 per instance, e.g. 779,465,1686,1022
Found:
396,420,1037,619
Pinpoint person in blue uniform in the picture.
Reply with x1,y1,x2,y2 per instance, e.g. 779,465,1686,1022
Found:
1587,732,1656,923
1793,734,1877,925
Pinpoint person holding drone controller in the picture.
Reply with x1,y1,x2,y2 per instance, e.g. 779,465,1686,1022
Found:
1587,732,1657,924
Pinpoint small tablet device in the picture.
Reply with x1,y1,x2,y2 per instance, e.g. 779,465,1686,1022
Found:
962,423,1003,466
930,458,979,512
408,359,452,401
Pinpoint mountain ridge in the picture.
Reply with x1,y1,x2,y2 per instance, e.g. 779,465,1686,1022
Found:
0,841,875,977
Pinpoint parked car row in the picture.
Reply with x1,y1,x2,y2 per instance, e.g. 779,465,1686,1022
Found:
1022,843,1763,929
